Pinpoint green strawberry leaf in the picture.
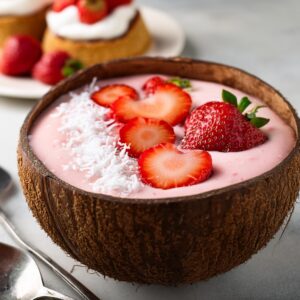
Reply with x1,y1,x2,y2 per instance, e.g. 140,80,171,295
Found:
238,97,251,113
246,105,266,119
246,105,270,128
62,67,74,77
250,117,270,128
222,89,238,107
62,59,84,78
221,90,270,129
168,78,192,89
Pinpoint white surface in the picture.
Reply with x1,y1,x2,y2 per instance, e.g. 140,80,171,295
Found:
0,0,300,299
0,6,185,100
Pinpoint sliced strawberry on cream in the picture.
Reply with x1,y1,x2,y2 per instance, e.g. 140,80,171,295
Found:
112,84,192,125
119,117,176,158
138,143,213,189
91,84,138,108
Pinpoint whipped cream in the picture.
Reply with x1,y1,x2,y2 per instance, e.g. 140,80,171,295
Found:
46,4,137,41
0,0,52,16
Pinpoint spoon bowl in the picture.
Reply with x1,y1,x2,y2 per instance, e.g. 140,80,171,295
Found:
0,167,13,197
0,167,98,299
0,243,72,300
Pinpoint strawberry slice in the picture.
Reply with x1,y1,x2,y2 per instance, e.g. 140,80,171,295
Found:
139,143,213,189
119,118,176,157
53,0,77,12
112,84,192,126
91,84,138,108
142,76,166,95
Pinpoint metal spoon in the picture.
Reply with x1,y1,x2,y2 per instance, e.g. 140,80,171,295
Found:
0,242,73,299
0,167,99,300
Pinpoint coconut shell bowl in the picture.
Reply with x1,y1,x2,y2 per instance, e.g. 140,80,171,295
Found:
18,58,300,285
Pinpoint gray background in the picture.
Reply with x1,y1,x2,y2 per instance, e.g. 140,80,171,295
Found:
0,0,300,299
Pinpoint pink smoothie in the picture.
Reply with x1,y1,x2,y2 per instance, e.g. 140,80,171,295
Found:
29,75,296,199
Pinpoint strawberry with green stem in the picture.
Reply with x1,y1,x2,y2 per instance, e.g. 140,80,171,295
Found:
181,90,270,152
222,90,269,128
33,51,83,85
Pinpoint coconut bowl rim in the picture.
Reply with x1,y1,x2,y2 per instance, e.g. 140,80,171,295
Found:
19,57,300,205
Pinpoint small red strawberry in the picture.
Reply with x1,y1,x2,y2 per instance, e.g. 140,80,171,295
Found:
112,83,192,125
142,76,166,95
77,0,108,24
53,0,77,12
181,90,269,152
119,118,176,157
142,76,192,96
107,0,132,13
0,35,42,76
33,51,83,85
91,84,138,107
139,143,213,189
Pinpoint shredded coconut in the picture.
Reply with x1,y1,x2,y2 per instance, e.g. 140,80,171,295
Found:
51,80,143,196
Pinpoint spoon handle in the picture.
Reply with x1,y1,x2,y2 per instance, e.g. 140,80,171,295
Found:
34,286,74,300
0,210,99,300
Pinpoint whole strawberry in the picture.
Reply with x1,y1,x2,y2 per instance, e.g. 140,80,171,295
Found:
142,76,166,95
1,35,42,76
77,0,108,24
142,76,192,96
181,90,269,152
33,51,83,85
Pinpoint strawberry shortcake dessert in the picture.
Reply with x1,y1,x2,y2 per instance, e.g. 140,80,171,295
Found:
43,0,151,66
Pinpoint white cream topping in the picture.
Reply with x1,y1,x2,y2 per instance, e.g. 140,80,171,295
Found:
0,0,52,16
46,4,137,41
51,80,143,196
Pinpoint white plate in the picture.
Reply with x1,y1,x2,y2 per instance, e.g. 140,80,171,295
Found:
0,6,185,99
0,74,51,99
141,6,185,57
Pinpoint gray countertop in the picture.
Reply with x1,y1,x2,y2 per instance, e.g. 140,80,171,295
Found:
1,0,300,299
